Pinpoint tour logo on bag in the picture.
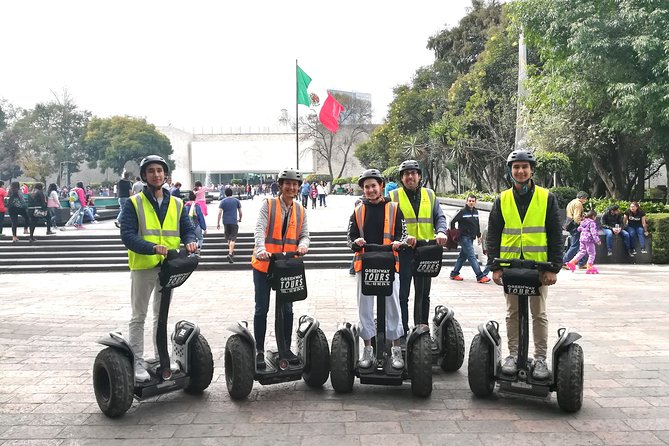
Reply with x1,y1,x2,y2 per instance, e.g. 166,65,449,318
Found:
165,272,191,288
279,274,305,295
504,284,539,296
415,260,440,275
364,268,391,287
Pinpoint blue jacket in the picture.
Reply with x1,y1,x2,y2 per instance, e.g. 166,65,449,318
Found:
120,186,196,255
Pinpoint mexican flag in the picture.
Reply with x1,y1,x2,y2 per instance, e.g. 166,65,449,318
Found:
297,65,345,133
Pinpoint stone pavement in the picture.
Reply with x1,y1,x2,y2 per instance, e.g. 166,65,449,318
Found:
2,194,669,445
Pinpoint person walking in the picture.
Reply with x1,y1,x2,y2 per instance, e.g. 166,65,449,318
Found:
217,187,242,263
7,181,30,243
562,191,589,268
132,176,144,195
119,155,198,382
0,180,6,236
69,182,87,229
299,180,310,208
449,194,491,283
348,168,411,369
27,183,51,241
309,183,318,209
317,181,326,207
46,183,61,232
193,181,208,216
115,171,133,228
388,159,448,338
185,191,207,249
566,209,601,274
251,168,309,369
486,150,562,380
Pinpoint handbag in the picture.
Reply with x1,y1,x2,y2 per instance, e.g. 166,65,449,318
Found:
269,253,308,303
413,243,443,277
562,217,576,232
445,228,460,250
360,250,396,296
32,208,48,218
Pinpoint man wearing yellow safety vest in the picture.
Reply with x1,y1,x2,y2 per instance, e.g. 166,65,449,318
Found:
485,150,563,380
389,160,448,338
251,168,310,369
119,155,199,383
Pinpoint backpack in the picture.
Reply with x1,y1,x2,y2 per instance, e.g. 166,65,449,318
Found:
69,190,80,203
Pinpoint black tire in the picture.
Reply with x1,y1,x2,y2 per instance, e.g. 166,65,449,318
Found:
467,333,495,397
440,318,465,372
224,335,255,400
184,334,214,394
409,333,433,397
556,343,584,412
302,328,331,388
92,347,134,418
329,331,354,393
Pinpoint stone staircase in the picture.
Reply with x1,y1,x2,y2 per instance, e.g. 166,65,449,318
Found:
0,232,464,273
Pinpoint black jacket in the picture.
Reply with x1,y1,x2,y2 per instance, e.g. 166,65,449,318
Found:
347,197,407,250
485,183,562,273
600,208,624,229
450,205,481,238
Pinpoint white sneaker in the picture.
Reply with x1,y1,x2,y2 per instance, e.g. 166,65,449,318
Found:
170,358,180,373
391,346,404,369
135,361,150,382
501,355,517,375
359,346,374,368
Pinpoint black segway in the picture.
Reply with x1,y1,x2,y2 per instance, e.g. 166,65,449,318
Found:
93,250,214,418
224,252,330,399
467,258,584,412
330,243,433,397
412,240,465,372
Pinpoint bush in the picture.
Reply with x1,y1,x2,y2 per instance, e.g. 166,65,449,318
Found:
647,213,669,264
305,173,332,183
549,187,578,209
589,198,669,215
442,190,498,202
382,166,400,182
230,179,244,185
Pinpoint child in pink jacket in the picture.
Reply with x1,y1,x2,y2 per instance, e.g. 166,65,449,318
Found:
567,210,601,274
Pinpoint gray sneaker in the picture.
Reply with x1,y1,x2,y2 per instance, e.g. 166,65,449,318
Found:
501,355,517,375
391,346,404,369
532,357,550,380
135,361,150,382
359,346,374,369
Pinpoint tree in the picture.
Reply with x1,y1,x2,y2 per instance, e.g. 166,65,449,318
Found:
83,116,173,175
0,101,23,181
299,93,373,179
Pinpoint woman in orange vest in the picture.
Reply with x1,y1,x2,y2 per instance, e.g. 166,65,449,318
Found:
251,168,310,369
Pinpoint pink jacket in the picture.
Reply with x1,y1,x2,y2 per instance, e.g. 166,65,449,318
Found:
577,218,599,244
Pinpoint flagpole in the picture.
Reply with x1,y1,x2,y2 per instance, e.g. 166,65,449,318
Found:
295,59,300,170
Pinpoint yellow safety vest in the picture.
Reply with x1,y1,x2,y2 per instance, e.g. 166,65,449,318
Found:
128,192,183,270
500,186,548,262
390,187,435,240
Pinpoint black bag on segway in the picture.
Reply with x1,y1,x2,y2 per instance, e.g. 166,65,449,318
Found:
360,250,396,296
159,250,199,289
269,253,308,302
412,244,443,277
502,267,542,297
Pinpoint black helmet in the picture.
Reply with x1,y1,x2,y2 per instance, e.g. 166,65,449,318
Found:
277,167,302,183
358,168,384,187
506,150,536,167
399,159,421,175
139,155,169,180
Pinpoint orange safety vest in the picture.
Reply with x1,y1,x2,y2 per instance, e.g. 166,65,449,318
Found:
352,201,400,273
251,198,305,273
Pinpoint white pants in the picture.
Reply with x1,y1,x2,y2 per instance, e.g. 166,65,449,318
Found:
357,272,404,341
129,267,163,361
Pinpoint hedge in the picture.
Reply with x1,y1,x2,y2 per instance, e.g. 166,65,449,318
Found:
647,213,669,264
305,173,333,183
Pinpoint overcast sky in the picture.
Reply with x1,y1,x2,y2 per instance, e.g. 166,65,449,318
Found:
1,1,472,132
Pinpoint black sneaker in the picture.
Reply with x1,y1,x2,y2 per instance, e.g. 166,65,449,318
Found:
284,350,301,365
114,221,120,229
256,352,266,369
607,250,613,256
629,249,636,257
227,254,234,264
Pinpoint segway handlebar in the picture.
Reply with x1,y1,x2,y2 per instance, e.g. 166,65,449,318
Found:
492,258,555,271
414,239,438,248
270,251,302,260
362,242,409,252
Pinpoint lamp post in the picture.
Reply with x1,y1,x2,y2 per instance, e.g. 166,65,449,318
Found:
59,161,75,187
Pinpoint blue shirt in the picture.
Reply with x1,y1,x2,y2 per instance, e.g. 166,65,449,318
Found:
219,197,241,225
300,183,311,196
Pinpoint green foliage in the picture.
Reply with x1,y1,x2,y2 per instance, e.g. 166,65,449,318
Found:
230,179,244,185
549,186,578,209
646,187,667,200
83,116,173,175
647,214,669,264
305,174,332,183
382,166,400,182
534,150,572,186
588,198,669,215
443,190,499,202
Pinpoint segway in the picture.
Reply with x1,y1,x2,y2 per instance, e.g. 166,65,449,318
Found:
412,240,465,372
330,243,433,397
93,250,214,418
467,258,584,412
224,252,330,399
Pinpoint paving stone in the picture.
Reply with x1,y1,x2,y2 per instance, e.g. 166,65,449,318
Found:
623,418,669,431
594,430,664,445
173,424,233,438
345,421,401,435
0,426,65,440
300,435,361,446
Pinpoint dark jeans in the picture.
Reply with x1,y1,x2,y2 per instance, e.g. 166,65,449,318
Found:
318,194,326,206
301,194,309,208
8,207,29,237
603,228,630,251
451,235,485,279
627,226,646,250
253,268,293,352
117,197,129,221
398,249,432,334
47,207,58,228
563,228,586,266
0,210,4,234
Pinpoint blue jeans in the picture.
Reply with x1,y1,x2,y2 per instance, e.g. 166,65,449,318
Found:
451,235,484,280
627,226,646,250
398,250,432,333
603,228,630,251
253,268,293,352
117,197,129,221
563,228,586,266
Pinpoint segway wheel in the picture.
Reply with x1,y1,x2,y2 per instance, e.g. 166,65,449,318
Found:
302,328,331,388
184,334,214,394
556,343,584,412
330,331,354,393
467,333,495,397
409,332,433,397
440,317,465,372
224,335,254,400
93,347,134,418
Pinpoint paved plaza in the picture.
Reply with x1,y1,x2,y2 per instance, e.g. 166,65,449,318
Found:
1,194,669,445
